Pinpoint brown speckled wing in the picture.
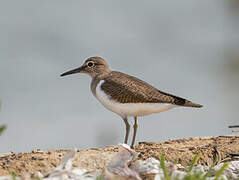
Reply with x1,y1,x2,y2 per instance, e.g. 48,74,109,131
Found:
100,71,187,105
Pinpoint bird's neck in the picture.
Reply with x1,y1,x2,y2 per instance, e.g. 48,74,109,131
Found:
91,70,111,80
90,70,111,95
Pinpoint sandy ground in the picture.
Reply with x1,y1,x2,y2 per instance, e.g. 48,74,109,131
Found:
0,136,238,176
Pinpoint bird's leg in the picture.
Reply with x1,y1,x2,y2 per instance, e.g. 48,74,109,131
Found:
131,117,138,149
123,117,130,144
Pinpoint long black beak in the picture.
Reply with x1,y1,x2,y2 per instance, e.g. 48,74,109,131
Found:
60,66,83,77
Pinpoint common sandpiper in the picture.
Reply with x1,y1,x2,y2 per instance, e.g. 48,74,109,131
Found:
61,57,203,148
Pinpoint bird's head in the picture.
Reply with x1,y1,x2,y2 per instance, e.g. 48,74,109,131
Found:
61,56,110,78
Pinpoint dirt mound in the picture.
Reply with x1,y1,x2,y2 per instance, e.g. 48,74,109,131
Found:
0,136,238,176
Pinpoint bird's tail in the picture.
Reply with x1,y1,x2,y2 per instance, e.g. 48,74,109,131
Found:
184,100,203,108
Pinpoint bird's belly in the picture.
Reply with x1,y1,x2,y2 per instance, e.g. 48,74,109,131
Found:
95,81,177,118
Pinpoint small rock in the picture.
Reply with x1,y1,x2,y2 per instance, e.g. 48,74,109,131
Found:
131,158,160,175
171,170,187,179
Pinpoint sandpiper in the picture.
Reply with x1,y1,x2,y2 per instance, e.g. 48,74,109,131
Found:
61,57,203,148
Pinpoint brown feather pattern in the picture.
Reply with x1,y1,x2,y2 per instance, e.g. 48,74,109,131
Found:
99,71,202,108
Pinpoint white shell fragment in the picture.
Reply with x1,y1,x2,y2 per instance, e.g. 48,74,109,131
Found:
105,143,141,180
42,148,97,180
131,158,161,174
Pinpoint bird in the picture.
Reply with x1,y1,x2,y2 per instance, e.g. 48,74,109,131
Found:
61,56,203,148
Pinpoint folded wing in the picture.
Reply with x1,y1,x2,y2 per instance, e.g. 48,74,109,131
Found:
101,71,202,108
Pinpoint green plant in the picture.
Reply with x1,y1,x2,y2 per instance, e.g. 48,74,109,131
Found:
160,154,171,180
159,154,228,180
9,171,16,180
0,100,6,136
96,175,104,180
0,124,6,135
186,154,199,173
214,163,229,180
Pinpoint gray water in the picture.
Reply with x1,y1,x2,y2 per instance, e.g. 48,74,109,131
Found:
0,0,238,153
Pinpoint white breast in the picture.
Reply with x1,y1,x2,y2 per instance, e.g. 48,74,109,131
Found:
95,80,177,118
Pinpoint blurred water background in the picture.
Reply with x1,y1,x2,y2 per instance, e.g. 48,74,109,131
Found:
0,0,238,153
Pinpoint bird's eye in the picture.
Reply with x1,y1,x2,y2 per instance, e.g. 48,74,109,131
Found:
87,61,94,67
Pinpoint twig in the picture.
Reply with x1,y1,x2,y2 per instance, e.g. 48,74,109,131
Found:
229,125,239,128
213,145,221,165
230,153,239,157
